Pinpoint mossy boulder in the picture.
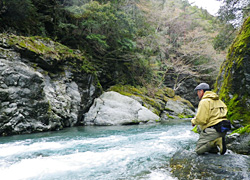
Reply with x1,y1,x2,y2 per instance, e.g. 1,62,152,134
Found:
214,17,250,127
108,84,195,120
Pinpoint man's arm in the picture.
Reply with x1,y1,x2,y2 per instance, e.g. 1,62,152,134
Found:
191,99,209,126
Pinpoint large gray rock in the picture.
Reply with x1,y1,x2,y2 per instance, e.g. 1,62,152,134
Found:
227,133,250,155
170,150,250,180
83,91,160,125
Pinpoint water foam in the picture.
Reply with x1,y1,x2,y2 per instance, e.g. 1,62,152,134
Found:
0,122,197,180
0,146,137,180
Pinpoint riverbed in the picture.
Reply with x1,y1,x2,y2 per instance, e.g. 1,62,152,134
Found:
0,120,198,180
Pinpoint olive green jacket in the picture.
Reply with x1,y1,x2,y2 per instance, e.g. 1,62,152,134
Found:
191,91,228,130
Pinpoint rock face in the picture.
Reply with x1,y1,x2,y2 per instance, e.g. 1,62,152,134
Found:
0,34,196,136
214,17,250,125
83,91,160,125
170,150,250,180
163,68,215,107
164,71,200,107
0,34,100,135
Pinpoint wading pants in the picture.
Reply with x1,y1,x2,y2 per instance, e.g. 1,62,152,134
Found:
196,127,226,155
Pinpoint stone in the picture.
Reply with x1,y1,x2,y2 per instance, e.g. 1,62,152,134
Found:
227,133,250,155
165,99,195,116
170,150,250,180
83,91,160,125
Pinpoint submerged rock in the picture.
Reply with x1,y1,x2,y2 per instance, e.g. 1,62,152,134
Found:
83,91,160,125
170,150,250,180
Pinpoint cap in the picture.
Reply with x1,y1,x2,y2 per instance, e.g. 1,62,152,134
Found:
194,83,210,91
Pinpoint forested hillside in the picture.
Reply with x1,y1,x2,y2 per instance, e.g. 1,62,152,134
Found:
0,0,238,101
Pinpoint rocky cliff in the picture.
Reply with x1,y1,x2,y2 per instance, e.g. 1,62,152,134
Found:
215,17,250,126
0,34,101,135
0,34,195,136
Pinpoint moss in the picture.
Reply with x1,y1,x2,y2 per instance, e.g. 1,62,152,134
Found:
109,84,143,96
108,84,194,118
178,114,185,119
177,114,194,119
1,33,96,74
214,17,250,126
109,84,164,115
173,95,195,109
154,87,175,99
167,114,175,119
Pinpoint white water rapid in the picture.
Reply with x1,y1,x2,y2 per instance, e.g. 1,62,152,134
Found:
0,120,198,180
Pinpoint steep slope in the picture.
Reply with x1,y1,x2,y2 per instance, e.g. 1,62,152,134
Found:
215,16,250,126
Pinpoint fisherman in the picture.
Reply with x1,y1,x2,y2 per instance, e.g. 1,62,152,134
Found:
191,83,231,155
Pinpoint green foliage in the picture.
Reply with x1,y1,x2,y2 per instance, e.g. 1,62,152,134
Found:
213,24,236,51
231,125,250,134
86,34,109,50
0,0,38,33
66,1,137,53
0,0,228,93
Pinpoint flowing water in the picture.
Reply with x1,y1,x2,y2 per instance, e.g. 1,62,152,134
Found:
0,120,198,180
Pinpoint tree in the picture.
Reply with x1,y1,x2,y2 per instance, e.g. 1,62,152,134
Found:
213,23,236,51
0,0,38,34
212,0,250,51
217,0,250,26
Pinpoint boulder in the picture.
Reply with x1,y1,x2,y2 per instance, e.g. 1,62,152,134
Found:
162,98,195,120
227,133,250,155
83,91,160,125
108,85,195,121
170,150,250,180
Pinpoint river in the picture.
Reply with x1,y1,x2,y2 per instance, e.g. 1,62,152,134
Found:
0,120,198,180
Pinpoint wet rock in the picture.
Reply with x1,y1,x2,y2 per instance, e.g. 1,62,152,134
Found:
170,150,250,180
227,133,250,155
83,91,160,125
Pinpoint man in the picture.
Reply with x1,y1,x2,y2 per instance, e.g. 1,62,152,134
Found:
191,83,228,155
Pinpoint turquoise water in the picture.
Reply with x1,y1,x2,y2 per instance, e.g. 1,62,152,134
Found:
0,120,198,180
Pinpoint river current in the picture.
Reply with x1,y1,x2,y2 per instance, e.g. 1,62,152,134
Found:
0,120,198,180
